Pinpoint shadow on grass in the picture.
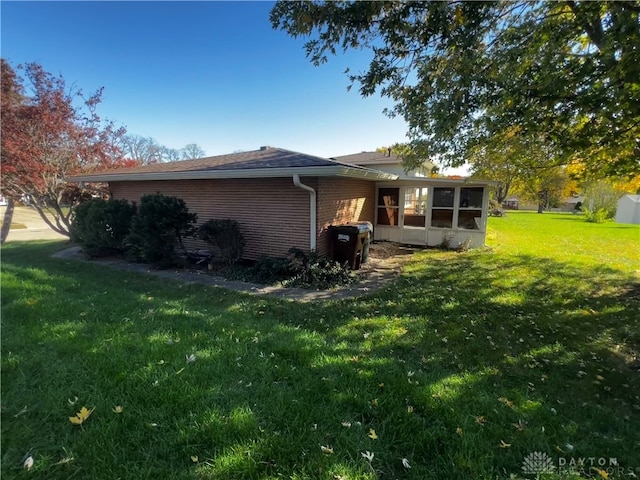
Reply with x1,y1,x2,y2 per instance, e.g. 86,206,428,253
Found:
1,242,639,479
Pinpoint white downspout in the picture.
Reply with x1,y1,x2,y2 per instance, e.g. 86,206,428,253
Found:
293,174,317,251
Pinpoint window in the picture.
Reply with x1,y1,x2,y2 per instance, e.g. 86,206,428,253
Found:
459,187,483,209
403,187,428,227
431,187,455,228
431,209,453,228
458,187,483,230
430,186,485,230
433,187,455,208
377,188,399,226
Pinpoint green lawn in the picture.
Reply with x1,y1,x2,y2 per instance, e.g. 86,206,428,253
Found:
2,213,639,479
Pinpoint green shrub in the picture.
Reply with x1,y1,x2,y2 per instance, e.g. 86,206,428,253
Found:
125,194,197,267
290,249,354,289
70,198,136,257
247,256,296,284
582,180,619,219
198,219,245,266
583,207,611,223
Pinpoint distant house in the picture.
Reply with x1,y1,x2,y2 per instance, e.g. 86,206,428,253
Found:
501,195,584,213
502,197,519,210
330,150,436,178
558,195,584,213
615,195,640,225
70,146,495,259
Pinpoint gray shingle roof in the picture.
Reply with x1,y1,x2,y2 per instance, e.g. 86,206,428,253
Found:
333,151,434,169
331,151,405,165
68,147,399,182
93,147,341,176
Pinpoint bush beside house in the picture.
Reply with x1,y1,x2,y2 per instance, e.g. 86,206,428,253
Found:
70,198,136,258
71,194,352,288
124,194,198,267
198,219,245,266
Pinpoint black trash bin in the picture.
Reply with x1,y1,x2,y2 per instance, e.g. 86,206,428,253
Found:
330,222,372,270
348,221,372,263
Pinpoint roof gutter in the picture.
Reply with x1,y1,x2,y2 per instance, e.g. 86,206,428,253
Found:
66,166,397,183
292,174,317,252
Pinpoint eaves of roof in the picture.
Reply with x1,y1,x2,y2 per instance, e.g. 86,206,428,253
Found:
378,176,501,186
69,165,398,183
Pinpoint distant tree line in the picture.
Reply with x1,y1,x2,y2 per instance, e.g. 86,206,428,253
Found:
118,135,206,165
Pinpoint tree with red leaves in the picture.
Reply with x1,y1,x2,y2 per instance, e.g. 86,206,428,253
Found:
1,59,126,243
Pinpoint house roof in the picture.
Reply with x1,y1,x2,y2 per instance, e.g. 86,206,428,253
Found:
331,151,436,171
69,147,398,183
331,151,404,165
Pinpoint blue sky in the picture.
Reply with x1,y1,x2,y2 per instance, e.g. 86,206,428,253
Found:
2,1,413,159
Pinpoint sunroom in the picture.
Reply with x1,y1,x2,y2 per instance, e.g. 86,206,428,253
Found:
373,179,492,248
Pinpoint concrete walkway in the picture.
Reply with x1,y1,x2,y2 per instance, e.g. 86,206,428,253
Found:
53,245,411,302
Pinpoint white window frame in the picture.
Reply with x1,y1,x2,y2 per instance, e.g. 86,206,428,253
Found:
427,186,486,232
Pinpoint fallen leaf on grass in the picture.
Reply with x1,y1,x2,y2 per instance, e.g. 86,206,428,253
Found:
69,406,94,425
112,406,123,414
402,458,411,469
498,397,514,408
361,451,374,462
190,455,199,463
591,467,609,479
475,416,486,426
512,420,526,431
23,455,34,470
368,429,378,440
54,456,74,466
456,427,463,436
186,354,196,363
320,445,334,454
499,440,511,448
341,421,351,428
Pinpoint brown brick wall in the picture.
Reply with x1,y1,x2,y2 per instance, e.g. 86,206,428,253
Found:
316,178,375,256
109,178,311,260
109,176,375,260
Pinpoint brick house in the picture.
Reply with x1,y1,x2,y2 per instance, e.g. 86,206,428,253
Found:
70,146,494,259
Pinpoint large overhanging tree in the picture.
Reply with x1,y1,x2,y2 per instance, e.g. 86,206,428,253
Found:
1,60,125,242
271,1,640,177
